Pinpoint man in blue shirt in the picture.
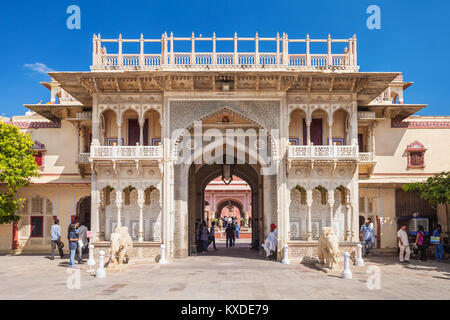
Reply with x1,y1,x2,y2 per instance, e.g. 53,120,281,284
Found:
432,224,444,262
50,219,63,260
360,220,373,257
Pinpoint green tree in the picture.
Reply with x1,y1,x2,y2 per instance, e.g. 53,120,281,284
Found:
403,172,450,237
0,122,40,224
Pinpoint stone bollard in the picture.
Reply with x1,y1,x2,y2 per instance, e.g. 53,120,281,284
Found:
86,244,96,273
96,250,107,278
341,252,352,279
355,243,364,267
159,244,168,264
282,244,290,265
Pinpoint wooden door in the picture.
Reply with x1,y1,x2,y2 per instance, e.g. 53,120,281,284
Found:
303,119,323,145
128,119,149,146
358,134,364,152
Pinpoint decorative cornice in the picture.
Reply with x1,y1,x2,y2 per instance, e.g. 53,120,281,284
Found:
391,119,450,129
5,121,61,129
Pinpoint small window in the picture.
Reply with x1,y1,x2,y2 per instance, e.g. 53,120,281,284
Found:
406,141,426,169
30,216,43,238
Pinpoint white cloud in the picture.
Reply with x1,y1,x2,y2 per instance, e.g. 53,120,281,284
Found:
23,62,54,75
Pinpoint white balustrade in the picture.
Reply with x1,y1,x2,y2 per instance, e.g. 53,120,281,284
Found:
310,54,328,67
238,53,255,65
173,53,191,65
91,33,359,71
216,53,234,65
195,53,212,65
144,54,161,66
259,53,277,65
288,145,366,161
289,54,306,66
122,54,140,67
91,146,162,160
332,54,349,66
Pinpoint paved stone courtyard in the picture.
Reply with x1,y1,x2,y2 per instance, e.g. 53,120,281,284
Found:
0,240,449,300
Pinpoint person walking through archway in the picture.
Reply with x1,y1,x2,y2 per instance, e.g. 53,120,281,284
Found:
208,221,218,251
225,222,235,248
200,222,209,253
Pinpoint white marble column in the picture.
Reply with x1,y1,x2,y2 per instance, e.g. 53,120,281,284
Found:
117,118,122,146
345,204,351,241
328,117,334,145
91,188,100,242
306,122,311,146
306,189,313,241
116,190,123,228
139,119,145,146
137,189,144,242
328,189,335,229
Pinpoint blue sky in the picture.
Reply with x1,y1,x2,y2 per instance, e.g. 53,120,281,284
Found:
0,0,449,117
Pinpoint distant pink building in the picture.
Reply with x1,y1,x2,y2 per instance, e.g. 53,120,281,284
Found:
204,176,252,226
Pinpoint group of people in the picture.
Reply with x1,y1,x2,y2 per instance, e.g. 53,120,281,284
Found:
50,218,89,269
397,223,445,263
195,221,218,253
362,218,446,263
195,217,243,253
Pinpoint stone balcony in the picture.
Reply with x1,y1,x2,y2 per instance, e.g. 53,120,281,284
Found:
90,145,163,161
287,145,375,168
288,145,359,161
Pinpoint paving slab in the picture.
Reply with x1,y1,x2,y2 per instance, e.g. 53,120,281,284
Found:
0,241,449,300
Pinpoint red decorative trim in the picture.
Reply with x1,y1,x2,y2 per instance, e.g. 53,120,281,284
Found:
392,119,450,129
4,121,61,129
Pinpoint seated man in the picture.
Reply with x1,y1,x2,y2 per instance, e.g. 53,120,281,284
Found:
262,224,278,258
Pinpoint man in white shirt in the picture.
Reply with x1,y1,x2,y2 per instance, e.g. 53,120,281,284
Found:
397,224,410,263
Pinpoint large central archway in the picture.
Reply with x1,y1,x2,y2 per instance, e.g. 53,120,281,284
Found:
187,162,264,256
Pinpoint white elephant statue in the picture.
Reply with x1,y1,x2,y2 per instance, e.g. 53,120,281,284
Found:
317,227,340,270
108,226,133,270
